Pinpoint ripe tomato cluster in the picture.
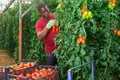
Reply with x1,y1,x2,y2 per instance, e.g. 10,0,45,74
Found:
52,23,59,34
26,67,56,80
81,6,93,19
77,34,86,45
113,29,120,36
10,62,35,69
108,0,116,9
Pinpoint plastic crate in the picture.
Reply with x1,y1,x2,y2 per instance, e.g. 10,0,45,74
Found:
0,59,38,80
8,65,58,80
18,59,39,65
9,59,39,70
0,66,10,80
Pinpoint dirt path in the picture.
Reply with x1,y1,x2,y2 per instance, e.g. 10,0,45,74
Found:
0,50,15,66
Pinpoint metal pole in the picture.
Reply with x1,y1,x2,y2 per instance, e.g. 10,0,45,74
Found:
67,61,94,80
21,4,34,18
18,0,35,62
92,62,95,80
67,70,73,80
19,0,22,61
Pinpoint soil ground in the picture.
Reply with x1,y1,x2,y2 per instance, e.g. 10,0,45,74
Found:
0,50,15,66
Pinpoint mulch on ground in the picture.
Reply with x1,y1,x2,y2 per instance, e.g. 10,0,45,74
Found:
0,50,15,66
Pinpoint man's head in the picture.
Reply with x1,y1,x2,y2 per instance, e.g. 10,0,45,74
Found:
38,2,50,18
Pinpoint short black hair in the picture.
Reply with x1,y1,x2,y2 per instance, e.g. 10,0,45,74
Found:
37,2,46,12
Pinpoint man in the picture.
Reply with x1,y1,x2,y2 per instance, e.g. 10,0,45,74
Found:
35,2,58,66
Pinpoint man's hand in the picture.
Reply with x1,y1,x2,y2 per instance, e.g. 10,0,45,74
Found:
46,20,55,29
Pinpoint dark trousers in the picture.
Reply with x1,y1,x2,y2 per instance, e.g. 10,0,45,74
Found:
46,53,57,66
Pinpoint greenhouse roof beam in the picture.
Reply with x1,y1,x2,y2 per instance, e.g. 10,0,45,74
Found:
0,0,15,15
21,3,34,18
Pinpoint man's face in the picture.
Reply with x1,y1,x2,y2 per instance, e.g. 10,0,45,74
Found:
40,6,49,18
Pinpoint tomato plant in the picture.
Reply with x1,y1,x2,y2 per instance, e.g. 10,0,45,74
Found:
54,0,120,79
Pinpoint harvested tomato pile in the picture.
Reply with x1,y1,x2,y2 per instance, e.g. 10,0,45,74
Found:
10,62,35,69
9,66,58,80
0,60,58,80
9,67,57,80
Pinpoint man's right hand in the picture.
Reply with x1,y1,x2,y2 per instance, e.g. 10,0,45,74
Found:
46,20,55,29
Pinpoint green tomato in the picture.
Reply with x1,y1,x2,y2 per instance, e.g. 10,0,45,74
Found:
88,11,93,18
86,15,89,19
82,15,86,19
108,3,113,9
112,3,116,8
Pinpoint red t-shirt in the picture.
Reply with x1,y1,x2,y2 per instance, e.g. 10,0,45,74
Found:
35,13,58,53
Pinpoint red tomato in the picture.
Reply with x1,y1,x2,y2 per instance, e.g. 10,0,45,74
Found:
17,78,24,80
31,62,34,66
34,68,40,73
41,68,47,72
52,23,59,34
46,77,51,80
81,6,86,14
24,62,32,68
52,72,57,79
32,72,37,77
117,30,120,36
17,74,24,80
26,73,32,78
39,73,43,78
52,28,56,33
32,75,37,79
52,26,56,29
114,29,118,34
47,68,53,73
27,62,32,67
15,70,21,75
52,27,58,34
19,63,25,68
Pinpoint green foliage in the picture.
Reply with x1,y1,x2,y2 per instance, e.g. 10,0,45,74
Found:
54,0,120,79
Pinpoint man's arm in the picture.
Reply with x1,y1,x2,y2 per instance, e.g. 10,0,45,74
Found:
37,27,49,40
37,20,55,40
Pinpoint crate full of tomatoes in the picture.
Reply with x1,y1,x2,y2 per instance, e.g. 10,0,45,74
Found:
9,59,39,76
9,59,39,71
8,65,58,80
0,59,38,80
